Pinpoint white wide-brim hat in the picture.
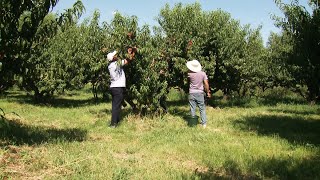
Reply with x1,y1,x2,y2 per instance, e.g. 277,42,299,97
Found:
186,59,202,72
107,50,117,61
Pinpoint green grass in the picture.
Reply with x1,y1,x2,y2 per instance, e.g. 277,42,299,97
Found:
1,88,320,179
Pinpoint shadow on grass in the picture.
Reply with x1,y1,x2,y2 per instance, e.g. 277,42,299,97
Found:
3,91,109,108
190,160,261,180
90,107,136,127
0,116,87,146
167,104,201,127
268,108,320,116
191,156,320,180
167,99,187,107
260,96,308,106
37,98,106,108
248,155,320,180
207,95,308,108
234,114,320,145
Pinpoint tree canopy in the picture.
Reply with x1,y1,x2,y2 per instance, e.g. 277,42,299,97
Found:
1,0,319,111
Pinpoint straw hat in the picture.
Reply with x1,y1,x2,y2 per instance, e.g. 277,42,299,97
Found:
186,60,202,72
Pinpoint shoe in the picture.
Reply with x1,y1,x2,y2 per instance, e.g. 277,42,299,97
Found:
202,124,206,128
109,124,116,128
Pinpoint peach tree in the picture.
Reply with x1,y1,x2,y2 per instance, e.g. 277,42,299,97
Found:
0,0,60,91
102,13,168,112
19,1,87,100
157,3,267,97
273,0,320,102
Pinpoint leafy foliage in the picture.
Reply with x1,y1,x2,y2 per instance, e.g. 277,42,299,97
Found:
157,3,266,97
0,0,60,91
273,0,320,102
18,1,86,99
2,0,319,112
103,13,169,112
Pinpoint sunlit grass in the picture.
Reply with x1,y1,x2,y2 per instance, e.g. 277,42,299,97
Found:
1,88,320,179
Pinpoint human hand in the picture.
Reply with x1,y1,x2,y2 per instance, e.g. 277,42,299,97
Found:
127,47,133,54
127,47,137,60
127,47,137,54
207,92,211,98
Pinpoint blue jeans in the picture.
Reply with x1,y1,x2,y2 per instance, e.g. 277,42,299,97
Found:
188,93,207,125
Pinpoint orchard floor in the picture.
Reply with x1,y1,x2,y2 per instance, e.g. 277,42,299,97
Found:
1,89,320,179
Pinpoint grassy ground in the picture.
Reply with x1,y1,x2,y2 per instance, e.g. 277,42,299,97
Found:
1,88,320,179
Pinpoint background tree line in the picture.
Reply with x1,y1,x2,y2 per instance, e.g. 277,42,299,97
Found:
0,0,319,113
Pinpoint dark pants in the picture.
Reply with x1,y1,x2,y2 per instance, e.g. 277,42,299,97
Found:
110,87,125,126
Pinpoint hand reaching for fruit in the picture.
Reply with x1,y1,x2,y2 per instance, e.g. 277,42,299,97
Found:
127,46,137,60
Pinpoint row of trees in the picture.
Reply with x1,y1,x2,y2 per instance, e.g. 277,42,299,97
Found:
0,0,319,112
0,0,85,98
271,0,320,102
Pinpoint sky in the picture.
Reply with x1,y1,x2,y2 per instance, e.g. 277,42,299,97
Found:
52,0,311,45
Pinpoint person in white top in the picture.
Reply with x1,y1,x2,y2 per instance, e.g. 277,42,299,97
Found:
107,47,136,127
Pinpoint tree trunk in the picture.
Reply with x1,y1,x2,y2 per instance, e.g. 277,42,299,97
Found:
307,80,320,103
